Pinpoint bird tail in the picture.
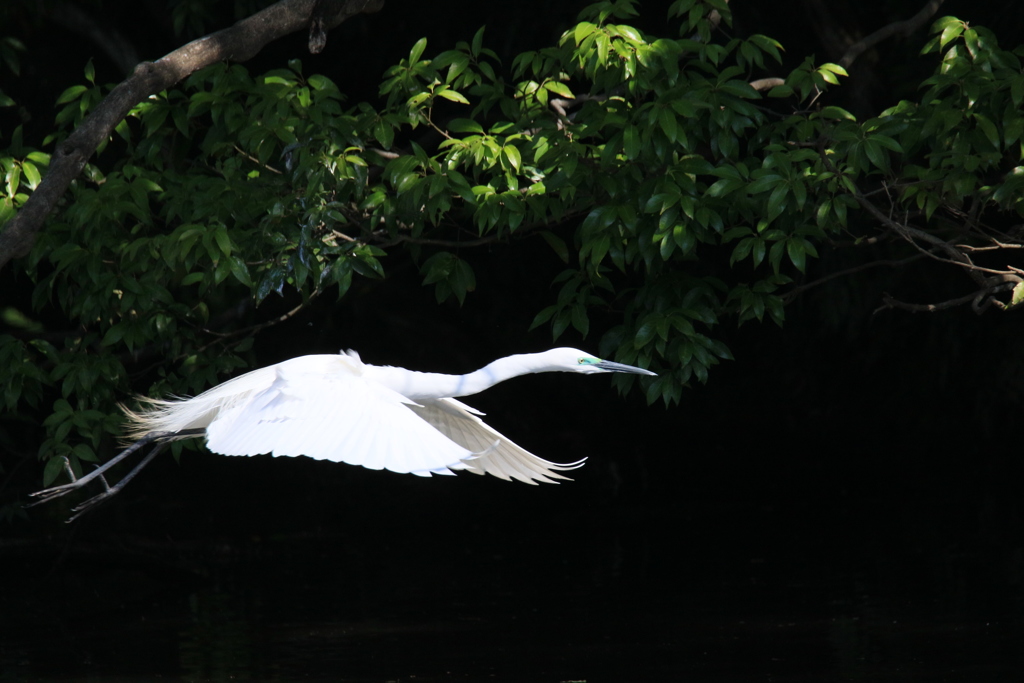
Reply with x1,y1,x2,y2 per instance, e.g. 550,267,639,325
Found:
118,395,195,443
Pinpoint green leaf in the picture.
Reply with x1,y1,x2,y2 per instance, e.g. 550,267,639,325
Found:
634,321,657,348
21,160,40,188
786,238,806,272
939,22,964,49
658,107,678,141
56,84,87,105
974,114,1000,149
471,25,486,57
448,118,484,133
539,230,569,263
570,304,589,337
73,442,98,463
747,174,782,194
818,63,848,77
864,140,888,170
409,37,428,63
819,106,856,121
1012,282,1024,307
213,225,232,257
766,185,788,221
752,238,766,266
230,256,252,287
544,81,575,98
307,74,336,91
42,456,69,487
574,21,597,46
623,124,640,159
101,323,125,347
530,305,557,330
181,272,205,287
437,88,470,104
451,258,476,305
502,145,521,172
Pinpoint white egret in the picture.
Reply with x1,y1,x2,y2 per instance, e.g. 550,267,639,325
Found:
29,347,655,520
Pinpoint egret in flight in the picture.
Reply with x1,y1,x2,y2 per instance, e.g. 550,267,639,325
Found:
29,348,656,520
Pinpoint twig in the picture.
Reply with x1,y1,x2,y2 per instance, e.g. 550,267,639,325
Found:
367,147,401,160
382,234,505,249
233,145,283,174
327,229,357,243
957,242,1024,252
199,289,320,342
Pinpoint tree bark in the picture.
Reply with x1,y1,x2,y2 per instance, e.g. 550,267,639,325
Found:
0,0,384,271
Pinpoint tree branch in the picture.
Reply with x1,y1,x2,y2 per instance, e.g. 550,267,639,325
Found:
782,253,926,302
750,77,785,92
875,283,1016,315
0,0,384,272
799,136,1023,312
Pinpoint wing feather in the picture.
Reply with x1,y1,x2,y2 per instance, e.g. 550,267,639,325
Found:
205,360,472,476
406,398,585,485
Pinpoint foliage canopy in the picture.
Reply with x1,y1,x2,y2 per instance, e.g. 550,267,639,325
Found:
2,0,1024,489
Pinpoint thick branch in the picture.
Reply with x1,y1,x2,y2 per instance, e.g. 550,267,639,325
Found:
0,0,384,272
750,77,785,92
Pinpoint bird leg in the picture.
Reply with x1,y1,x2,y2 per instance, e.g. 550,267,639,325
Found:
61,441,170,522
27,429,204,521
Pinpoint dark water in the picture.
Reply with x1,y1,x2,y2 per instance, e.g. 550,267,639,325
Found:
5,461,1024,683
6,350,1024,683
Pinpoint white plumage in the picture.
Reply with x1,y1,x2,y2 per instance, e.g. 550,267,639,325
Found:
30,347,656,518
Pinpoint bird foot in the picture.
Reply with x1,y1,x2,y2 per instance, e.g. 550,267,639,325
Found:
25,457,90,506
64,487,122,523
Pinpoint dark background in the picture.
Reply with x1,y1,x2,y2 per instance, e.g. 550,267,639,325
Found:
3,1,1024,680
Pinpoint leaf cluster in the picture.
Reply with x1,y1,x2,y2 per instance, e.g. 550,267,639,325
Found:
3,2,1024,477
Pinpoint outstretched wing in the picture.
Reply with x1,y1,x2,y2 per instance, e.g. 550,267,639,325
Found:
405,398,586,484
204,356,471,476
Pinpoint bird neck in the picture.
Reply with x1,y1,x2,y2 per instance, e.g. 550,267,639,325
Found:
367,353,559,400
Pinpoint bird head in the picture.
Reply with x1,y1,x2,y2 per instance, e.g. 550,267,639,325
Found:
541,348,657,376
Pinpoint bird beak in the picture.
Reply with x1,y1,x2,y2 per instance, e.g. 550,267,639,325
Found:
595,360,657,376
